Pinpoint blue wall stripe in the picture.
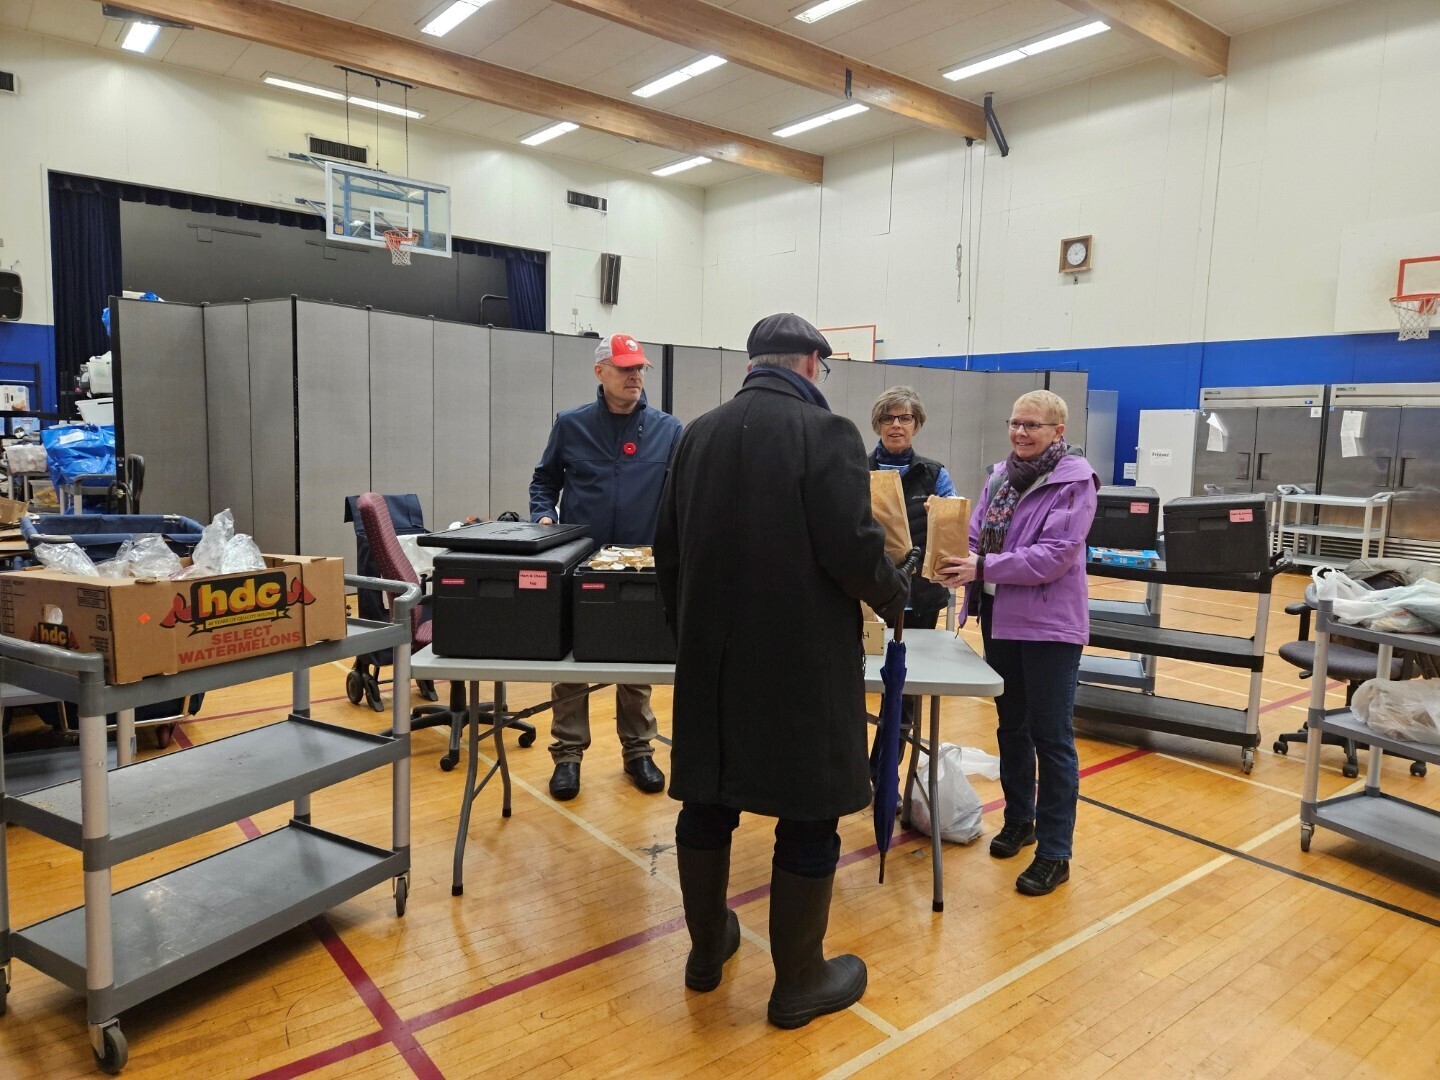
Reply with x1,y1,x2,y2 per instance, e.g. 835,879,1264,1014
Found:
896,331,1440,484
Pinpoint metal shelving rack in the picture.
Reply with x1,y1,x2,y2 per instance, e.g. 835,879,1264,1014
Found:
0,576,419,1073
1274,492,1392,569
1300,599,1440,865
1076,560,1287,774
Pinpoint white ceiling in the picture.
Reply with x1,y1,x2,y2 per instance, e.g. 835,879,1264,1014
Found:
4,0,1353,187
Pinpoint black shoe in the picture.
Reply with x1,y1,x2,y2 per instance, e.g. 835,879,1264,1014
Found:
678,844,741,992
549,761,581,801
1016,856,1070,896
624,756,665,794
989,820,1036,859
766,867,867,1029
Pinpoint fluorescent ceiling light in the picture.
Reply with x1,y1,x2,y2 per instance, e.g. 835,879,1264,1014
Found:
349,96,425,120
944,22,1108,82
521,121,579,146
795,0,865,24
772,101,868,139
121,22,161,53
943,50,1025,82
263,74,346,101
632,55,727,99
420,0,494,38
652,156,710,177
1019,20,1108,55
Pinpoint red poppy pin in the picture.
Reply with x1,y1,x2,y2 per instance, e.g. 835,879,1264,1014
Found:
623,442,637,456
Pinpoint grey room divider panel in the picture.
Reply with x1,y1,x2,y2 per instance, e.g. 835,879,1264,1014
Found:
202,302,253,535
720,350,750,402
901,367,957,474
369,311,435,522
113,298,210,522
949,371,989,497
982,372,1044,472
1046,371,1090,451
641,340,665,411
552,334,600,417
433,321,490,527
295,301,371,567
839,360,885,443
489,329,553,519
245,300,296,554
670,346,724,424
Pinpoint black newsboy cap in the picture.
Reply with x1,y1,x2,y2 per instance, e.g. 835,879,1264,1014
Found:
746,313,832,360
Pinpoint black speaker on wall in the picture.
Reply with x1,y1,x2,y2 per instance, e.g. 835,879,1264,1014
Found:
0,271,21,321
600,253,621,306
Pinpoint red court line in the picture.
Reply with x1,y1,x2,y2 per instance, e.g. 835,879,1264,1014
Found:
1259,681,1342,715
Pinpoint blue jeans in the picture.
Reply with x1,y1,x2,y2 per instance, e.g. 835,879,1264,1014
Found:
980,594,1082,861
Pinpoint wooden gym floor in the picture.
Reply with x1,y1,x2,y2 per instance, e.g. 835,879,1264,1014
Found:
3,571,1440,1078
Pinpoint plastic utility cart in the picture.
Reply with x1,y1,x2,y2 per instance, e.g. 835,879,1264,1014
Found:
0,576,419,1073
1300,599,1440,861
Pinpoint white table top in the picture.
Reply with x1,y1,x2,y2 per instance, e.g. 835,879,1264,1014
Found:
412,628,1004,698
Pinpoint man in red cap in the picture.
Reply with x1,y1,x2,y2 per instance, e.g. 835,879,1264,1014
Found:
531,333,684,801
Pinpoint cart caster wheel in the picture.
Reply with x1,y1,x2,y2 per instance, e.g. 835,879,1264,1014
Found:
1412,761,1427,778
439,752,458,772
1300,826,1313,853
518,731,536,748
154,723,174,749
1273,740,1288,755
1343,762,1359,779
394,877,409,918
95,1024,127,1075
346,670,365,706
1241,750,1254,775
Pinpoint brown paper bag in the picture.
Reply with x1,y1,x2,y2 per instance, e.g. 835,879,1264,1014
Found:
869,470,913,565
922,496,971,583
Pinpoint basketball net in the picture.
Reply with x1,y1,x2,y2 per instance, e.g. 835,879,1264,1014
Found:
1391,294,1440,341
384,229,420,267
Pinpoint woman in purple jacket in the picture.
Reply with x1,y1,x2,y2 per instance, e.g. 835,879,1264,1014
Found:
939,390,1098,897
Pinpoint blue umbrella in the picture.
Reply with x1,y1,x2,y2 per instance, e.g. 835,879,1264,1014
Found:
874,548,920,884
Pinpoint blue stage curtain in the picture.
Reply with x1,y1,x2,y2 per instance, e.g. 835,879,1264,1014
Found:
503,253,547,331
48,175,122,394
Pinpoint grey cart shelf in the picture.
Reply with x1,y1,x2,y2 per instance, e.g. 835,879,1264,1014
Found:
1076,560,1287,774
1300,600,1440,870
0,575,419,1074
1273,492,1392,569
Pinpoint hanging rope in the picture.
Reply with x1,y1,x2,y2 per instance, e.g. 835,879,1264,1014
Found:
403,86,411,179
374,77,382,172
344,68,352,147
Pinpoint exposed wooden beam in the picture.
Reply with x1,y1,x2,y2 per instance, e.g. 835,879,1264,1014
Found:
108,0,824,183
1054,0,1229,78
549,0,986,140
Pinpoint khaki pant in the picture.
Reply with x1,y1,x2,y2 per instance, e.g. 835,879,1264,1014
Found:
549,683,657,764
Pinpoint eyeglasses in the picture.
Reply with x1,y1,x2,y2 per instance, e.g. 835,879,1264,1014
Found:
601,361,652,373
817,356,831,383
881,413,916,427
1007,420,1058,433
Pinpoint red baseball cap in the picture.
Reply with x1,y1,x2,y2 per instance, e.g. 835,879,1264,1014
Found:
595,333,650,368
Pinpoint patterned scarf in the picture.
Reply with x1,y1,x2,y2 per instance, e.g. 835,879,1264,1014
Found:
978,440,1068,556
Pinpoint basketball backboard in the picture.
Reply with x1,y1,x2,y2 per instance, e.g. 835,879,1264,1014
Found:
324,161,451,258
820,324,877,362
1334,212,1440,332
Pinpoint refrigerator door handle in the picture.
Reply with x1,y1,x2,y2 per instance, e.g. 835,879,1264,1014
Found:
1237,452,1251,480
1377,455,1393,488
1398,457,1413,489
1255,452,1269,482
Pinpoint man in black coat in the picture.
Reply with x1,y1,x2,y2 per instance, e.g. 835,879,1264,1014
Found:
655,313,909,1029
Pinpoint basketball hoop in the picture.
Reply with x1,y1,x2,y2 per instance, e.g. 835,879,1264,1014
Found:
384,228,420,266
1390,293,1440,340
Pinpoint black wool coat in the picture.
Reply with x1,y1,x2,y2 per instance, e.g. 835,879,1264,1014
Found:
655,372,911,820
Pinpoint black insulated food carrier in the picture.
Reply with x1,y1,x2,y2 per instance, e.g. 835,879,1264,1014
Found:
571,567,676,663
1086,486,1160,551
1162,494,1270,574
431,537,594,659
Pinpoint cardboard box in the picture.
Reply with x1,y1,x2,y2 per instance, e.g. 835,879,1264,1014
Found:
0,498,26,526
862,604,887,655
0,554,346,684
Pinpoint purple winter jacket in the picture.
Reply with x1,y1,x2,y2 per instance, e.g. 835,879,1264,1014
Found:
958,453,1100,646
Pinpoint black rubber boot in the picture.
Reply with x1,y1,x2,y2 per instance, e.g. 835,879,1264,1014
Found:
677,844,741,992
766,867,867,1028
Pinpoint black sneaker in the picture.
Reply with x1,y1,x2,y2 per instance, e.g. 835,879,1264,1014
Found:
989,820,1036,859
549,761,581,801
1016,857,1070,896
624,756,666,794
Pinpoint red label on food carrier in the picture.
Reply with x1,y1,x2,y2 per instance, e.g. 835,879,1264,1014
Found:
1230,509,1254,523
581,582,606,591
1130,502,1149,514
518,571,548,590
440,578,465,587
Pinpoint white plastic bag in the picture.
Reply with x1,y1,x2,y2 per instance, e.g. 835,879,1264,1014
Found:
1311,567,1370,602
1353,679,1440,745
127,534,183,579
909,743,984,845
34,542,99,577
1329,581,1440,635
957,746,1001,781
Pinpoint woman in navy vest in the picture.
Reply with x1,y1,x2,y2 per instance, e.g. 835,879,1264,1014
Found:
867,386,957,630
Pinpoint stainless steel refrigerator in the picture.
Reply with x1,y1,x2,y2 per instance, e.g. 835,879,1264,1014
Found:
1191,385,1328,496
1322,383,1440,557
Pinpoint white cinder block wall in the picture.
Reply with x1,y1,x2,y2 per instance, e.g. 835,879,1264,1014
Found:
700,0,1440,359
0,30,705,344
